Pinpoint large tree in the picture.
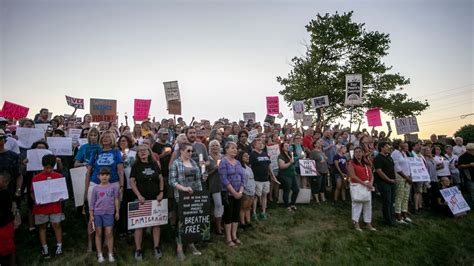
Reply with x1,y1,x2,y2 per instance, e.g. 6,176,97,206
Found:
277,11,429,125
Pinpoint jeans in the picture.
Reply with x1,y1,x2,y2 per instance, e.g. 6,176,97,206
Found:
376,180,396,225
280,174,300,207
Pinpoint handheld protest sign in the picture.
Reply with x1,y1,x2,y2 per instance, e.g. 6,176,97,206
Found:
178,190,211,244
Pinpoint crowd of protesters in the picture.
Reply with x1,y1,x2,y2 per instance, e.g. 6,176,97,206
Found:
0,109,473,265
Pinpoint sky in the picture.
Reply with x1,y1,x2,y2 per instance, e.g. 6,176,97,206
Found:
0,0,473,139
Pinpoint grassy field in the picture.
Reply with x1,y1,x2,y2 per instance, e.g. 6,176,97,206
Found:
14,195,474,265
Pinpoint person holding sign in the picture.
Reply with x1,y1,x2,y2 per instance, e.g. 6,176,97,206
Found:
31,155,64,259
169,143,204,261
433,177,453,217
433,146,451,181
74,128,100,168
89,167,120,263
130,145,164,261
278,142,299,212
347,147,376,231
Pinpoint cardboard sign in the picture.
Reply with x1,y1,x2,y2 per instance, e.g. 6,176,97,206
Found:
395,116,419,135
299,159,317,176
292,101,304,120
48,137,73,156
134,99,152,121
440,186,471,215
278,188,311,204
163,81,181,101
168,100,181,115
65,95,84,109
303,115,313,127
27,149,54,171
243,112,256,123
266,96,279,115
366,108,382,127
311,95,329,109
90,98,117,122
178,191,211,244
267,144,280,170
17,127,45,149
404,134,419,142
407,157,431,182
128,200,169,230
345,74,363,105
70,166,87,207
33,177,69,205
0,101,29,119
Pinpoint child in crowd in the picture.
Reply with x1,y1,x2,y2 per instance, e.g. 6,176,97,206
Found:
0,172,16,265
89,167,120,263
31,154,64,259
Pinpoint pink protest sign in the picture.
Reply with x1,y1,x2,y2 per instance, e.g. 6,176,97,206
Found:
134,99,152,121
0,101,29,119
366,108,382,127
266,96,279,115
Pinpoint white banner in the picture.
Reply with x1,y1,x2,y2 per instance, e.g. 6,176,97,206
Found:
17,127,45,149
440,186,471,215
163,81,181,102
70,166,87,207
267,144,280,170
68,128,82,145
395,117,419,135
407,157,430,182
299,159,317,176
303,114,313,127
292,101,304,120
27,149,54,171
48,137,73,156
128,199,169,230
243,112,256,123
345,74,363,105
311,95,329,109
33,177,69,205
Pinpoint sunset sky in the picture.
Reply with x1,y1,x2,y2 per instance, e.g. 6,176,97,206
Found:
1,0,472,138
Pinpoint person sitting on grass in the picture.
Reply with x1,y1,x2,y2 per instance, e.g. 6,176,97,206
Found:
89,167,120,263
31,154,64,259
0,172,16,266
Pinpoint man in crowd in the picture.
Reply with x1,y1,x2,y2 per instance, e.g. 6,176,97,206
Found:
374,141,396,226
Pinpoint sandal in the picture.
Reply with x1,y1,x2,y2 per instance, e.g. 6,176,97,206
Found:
226,240,236,247
232,238,243,246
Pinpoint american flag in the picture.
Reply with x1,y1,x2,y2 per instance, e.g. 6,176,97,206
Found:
129,201,152,218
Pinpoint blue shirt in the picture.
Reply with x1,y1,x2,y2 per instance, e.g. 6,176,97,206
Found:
219,158,245,192
88,148,123,184
75,143,101,164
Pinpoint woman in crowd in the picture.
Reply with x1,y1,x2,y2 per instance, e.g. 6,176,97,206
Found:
444,145,460,187
130,144,164,261
238,151,255,229
347,147,376,231
237,130,251,154
219,142,245,247
132,124,143,145
309,140,328,203
117,134,136,238
278,142,299,211
74,127,100,168
433,176,452,217
81,114,92,129
169,142,204,261
207,140,224,235
391,140,412,224
333,145,348,202
433,145,451,181
422,146,438,208
289,134,306,188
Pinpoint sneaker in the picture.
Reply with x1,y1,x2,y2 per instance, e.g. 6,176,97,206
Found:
154,247,163,259
134,250,143,261
188,244,202,256
396,219,408,225
55,244,63,256
97,254,105,263
251,213,258,222
108,254,115,262
404,217,413,223
41,246,50,259
259,212,268,220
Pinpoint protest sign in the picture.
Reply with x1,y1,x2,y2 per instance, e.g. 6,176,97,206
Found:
35,123,50,133
70,166,87,207
68,128,82,145
128,200,169,230
243,112,256,123
134,99,152,121
292,101,304,120
303,114,313,127
345,74,363,105
48,137,73,156
440,186,471,215
163,81,181,101
395,116,419,135
90,98,117,122
407,157,430,182
65,95,84,109
27,149,54,171
77,138,88,147
311,95,329,109
33,177,69,205
168,100,181,115
267,144,280,170
366,108,382,127
278,188,311,204
248,129,259,143
299,159,317,176
17,127,45,149
266,96,279,115
178,190,211,244
0,101,29,119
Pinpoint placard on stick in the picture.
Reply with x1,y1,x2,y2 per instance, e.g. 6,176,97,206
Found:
266,96,279,115
366,108,382,127
65,95,84,109
90,98,117,122
163,81,181,102
345,74,363,105
311,95,329,109
395,117,419,135
0,101,29,119
243,112,256,123
168,100,181,115
134,99,152,121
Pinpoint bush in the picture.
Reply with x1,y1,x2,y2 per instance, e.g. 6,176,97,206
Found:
454,124,474,144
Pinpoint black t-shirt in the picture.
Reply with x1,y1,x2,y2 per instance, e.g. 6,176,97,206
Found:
130,161,162,200
373,153,395,182
458,152,474,180
0,189,14,227
152,142,172,177
0,150,20,195
237,142,251,154
250,150,271,182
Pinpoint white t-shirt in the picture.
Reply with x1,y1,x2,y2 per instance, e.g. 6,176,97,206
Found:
5,136,20,154
391,149,410,177
453,145,466,157
433,155,450,177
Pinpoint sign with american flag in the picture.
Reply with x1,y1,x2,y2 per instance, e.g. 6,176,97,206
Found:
128,199,168,230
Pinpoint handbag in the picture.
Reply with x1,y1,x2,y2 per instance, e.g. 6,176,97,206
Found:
350,183,371,202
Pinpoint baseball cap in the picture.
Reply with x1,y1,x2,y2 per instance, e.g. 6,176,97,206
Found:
158,128,169,135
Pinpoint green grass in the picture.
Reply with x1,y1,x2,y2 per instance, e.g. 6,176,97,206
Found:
15,197,474,265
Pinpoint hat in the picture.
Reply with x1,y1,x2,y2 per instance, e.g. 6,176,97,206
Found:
466,143,474,150
0,117,7,124
158,128,169,135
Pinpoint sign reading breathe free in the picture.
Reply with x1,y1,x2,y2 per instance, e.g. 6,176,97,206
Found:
90,98,117,122
178,190,211,244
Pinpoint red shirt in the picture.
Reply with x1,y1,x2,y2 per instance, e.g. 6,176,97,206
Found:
302,135,314,151
349,161,372,183
31,171,63,215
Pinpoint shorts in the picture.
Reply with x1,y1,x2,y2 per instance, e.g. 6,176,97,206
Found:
0,222,15,256
94,214,115,227
244,179,256,196
35,213,63,225
255,181,270,197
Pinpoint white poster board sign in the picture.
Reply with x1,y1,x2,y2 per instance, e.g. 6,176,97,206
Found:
128,199,169,230
27,149,54,171
247,129,259,143
299,159,317,176
33,177,69,205
70,166,87,207
395,117,419,135
17,127,45,148
407,157,430,182
163,81,181,101
311,95,329,109
440,186,471,215
292,101,304,120
243,112,256,123
303,115,313,127
35,123,50,133
68,128,82,145
345,74,363,105
48,137,73,156
267,144,280,170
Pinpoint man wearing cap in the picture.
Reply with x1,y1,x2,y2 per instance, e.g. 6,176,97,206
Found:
0,129,23,203
459,143,474,204
0,118,20,154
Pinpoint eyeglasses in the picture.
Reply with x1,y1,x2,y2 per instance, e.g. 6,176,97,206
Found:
185,149,193,153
